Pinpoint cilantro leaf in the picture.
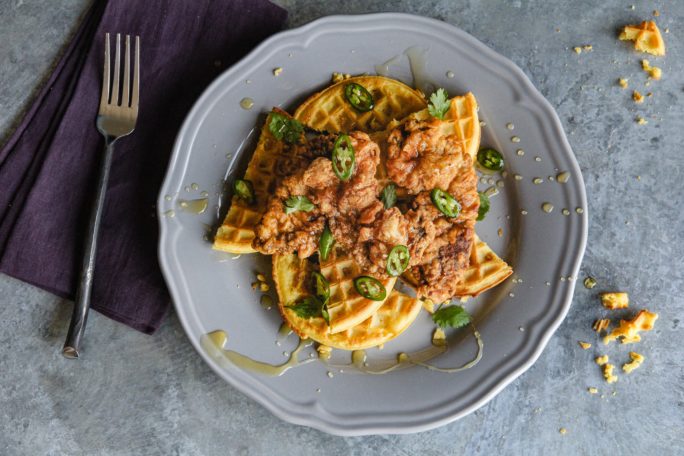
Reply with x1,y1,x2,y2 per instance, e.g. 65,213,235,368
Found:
285,296,330,325
381,183,397,209
286,296,324,319
283,195,314,214
432,305,471,329
427,88,450,120
269,112,304,144
477,192,490,221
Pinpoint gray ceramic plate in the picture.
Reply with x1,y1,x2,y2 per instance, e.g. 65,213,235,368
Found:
158,13,588,435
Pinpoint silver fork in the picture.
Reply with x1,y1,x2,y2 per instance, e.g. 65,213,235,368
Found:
63,33,140,359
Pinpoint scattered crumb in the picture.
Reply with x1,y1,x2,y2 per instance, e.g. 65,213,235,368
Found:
583,45,593,51
601,292,629,309
604,309,658,344
636,175,642,180
579,341,592,350
259,282,269,292
498,228,503,237
317,345,332,360
618,78,629,88
618,21,666,56
641,59,662,80
593,319,611,333
251,281,259,290
331,72,352,84
636,116,648,125
623,351,645,373
603,364,618,383
559,428,568,435
256,273,266,282
583,276,597,289
588,387,598,394
573,46,582,54
273,67,283,76
632,90,644,103
422,299,435,313
595,355,609,366
653,10,660,17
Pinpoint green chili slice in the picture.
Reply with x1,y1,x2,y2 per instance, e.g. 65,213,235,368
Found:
476,148,505,172
344,83,375,112
386,245,410,277
430,188,461,218
353,276,387,301
312,271,330,304
332,134,356,181
283,195,314,214
319,225,335,261
233,179,255,204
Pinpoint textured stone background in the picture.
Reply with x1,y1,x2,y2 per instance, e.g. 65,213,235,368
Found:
1,1,682,455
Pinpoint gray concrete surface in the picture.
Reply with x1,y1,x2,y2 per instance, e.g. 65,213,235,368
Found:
1,1,683,454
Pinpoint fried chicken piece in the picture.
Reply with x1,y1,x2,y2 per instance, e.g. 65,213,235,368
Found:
404,151,479,302
386,118,467,194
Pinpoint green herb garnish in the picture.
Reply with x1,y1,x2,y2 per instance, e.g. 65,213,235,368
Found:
233,179,255,205
477,192,490,221
432,305,471,329
380,183,397,209
283,195,314,214
286,296,329,324
428,88,450,120
268,112,304,144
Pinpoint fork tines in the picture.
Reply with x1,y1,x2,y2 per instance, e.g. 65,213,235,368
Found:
100,33,140,112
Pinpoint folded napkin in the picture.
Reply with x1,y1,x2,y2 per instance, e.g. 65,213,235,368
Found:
0,0,287,333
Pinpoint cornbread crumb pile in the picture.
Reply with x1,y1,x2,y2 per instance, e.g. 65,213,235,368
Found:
604,310,658,344
622,351,645,373
619,21,666,56
600,292,629,309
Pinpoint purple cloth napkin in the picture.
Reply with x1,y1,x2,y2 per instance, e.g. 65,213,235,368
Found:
0,0,287,333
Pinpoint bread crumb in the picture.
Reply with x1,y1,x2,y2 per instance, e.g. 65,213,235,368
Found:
317,344,332,360
593,319,611,332
619,21,666,56
588,387,598,394
273,67,283,77
600,292,629,309
604,309,658,344
653,10,660,17
573,46,582,54
583,45,593,51
632,90,644,103
622,351,645,373
498,228,503,237
595,355,609,366
331,72,352,84
618,78,629,88
559,428,567,435
641,59,663,79
603,363,618,383
636,116,648,125
578,341,592,350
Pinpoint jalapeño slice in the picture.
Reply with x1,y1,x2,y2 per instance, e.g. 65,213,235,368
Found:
332,134,356,181
386,245,410,277
233,179,255,204
353,276,387,301
344,83,374,112
319,225,335,261
312,271,330,305
430,188,461,218
476,148,505,172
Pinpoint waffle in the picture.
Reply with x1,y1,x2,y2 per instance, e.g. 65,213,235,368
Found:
213,110,307,253
273,252,421,350
294,75,427,133
619,21,666,56
403,235,512,300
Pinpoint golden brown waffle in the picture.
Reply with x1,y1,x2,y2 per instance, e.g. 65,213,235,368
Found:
213,110,307,253
273,252,421,350
619,21,666,56
294,75,427,133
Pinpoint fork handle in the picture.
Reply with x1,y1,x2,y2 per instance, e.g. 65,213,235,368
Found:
63,141,115,359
